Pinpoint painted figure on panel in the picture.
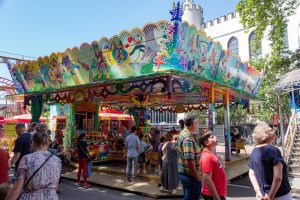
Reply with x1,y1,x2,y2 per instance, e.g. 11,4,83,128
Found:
61,55,80,77
23,64,34,81
112,40,128,65
49,54,63,88
129,34,145,59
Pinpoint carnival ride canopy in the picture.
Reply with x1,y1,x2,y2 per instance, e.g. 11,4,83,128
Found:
275,68,300,93
4,114,46,124
99,110,133,121
8,3,263,108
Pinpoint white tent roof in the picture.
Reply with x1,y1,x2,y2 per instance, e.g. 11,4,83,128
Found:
275,68,300,91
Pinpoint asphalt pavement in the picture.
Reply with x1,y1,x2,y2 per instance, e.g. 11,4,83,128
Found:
59,175,256,200
58,179,154,200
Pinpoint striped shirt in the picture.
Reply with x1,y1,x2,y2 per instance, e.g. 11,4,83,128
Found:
177,128,201,175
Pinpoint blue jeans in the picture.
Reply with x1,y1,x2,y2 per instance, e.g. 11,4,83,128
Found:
178,173,202,200
126,156,138,181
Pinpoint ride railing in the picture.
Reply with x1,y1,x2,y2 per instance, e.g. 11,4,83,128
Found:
284,110,297,164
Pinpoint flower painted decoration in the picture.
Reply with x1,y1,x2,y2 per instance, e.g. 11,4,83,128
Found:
154,55,165,70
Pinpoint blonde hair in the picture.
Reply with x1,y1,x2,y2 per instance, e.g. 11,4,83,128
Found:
33,123,50,146
33,130,49,146
36,123,48,133
252,123,271,144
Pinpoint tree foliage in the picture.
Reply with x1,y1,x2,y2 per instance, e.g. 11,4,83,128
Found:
251,50,300,122
237,0,299,122
236,0,297,56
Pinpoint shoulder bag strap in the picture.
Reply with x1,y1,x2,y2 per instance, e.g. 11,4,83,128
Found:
78,143,90,159
24,154,54,190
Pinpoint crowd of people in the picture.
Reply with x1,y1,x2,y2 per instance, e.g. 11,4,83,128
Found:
124,115,292,200
0,123,68,200
0,115,293,200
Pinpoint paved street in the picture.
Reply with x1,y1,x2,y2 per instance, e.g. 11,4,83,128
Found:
58,179,154,200
59,175,256,200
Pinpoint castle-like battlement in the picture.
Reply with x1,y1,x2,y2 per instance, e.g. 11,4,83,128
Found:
181,3,203,13
204,11,238,28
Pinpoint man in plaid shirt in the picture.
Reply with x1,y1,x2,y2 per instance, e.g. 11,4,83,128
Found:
177,115,202,200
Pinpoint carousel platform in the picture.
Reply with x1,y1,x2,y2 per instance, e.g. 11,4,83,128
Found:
62,145,254,198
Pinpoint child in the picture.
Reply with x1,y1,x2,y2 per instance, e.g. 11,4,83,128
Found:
138,134,147,174
57,145,70,167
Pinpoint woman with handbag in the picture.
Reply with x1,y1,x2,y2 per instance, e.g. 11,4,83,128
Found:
5,126,61,200
77,133,91,187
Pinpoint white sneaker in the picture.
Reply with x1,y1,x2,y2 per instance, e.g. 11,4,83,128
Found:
171,189,177,195
159,186,165,192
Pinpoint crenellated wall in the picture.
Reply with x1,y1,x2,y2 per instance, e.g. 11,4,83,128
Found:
204,12,237,29
181,0,204,30
202,11,280,62
182,1,203,12
200,3,300,62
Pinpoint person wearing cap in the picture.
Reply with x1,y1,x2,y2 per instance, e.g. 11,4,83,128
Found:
11,123,32,172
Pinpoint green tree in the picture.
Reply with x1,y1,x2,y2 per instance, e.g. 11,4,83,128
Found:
236,0,297,56
189,109,208,125
251,50,300,122
237,0,299,122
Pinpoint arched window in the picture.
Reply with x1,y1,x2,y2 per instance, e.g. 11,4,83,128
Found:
228,37,239,56
249,31,262,60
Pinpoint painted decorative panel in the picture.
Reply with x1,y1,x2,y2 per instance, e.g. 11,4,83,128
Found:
10,3,263,96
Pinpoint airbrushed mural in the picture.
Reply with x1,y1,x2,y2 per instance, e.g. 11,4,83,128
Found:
11,3,263,95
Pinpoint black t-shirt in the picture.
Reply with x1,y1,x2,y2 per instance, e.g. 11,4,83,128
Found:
77,140,89,159
13,133,32,170
231,133,241,143
248,145,291,198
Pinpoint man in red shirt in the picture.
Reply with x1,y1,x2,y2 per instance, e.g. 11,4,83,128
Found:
199,131,227,200
0,147,10,199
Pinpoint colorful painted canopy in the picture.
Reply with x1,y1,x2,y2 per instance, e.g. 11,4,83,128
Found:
8,3,263,107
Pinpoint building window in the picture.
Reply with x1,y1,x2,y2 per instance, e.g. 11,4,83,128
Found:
228,37,239,56
283,29,289,48
249,31,262,60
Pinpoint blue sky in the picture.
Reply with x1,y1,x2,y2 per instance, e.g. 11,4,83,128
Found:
0,0,239,80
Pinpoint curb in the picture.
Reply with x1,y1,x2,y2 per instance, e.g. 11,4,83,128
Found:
61,176,183,199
